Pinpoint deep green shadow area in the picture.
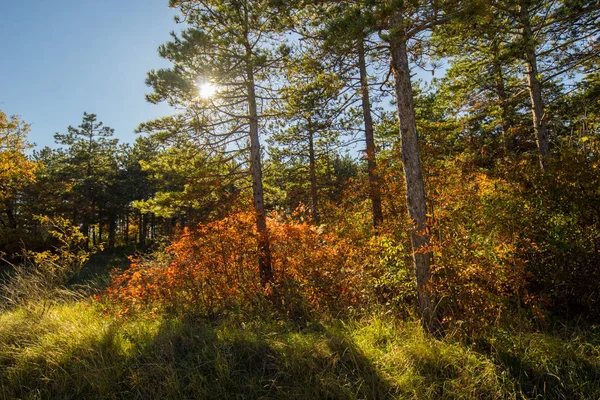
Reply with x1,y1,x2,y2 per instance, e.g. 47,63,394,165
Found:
473,326,600,399
123,317,393,399
1,304,599,399
69,246,135,290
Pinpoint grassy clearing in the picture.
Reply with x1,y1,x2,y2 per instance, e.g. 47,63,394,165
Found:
1,302,599,399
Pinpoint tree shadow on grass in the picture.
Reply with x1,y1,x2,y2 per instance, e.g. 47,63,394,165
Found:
470,327,600,400
1,314,395,400
125,317,394,399
491,335,600,399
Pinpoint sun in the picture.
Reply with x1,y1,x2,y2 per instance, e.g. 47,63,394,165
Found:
198,82,217,99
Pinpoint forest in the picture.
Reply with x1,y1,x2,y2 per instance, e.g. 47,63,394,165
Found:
1,0,600,398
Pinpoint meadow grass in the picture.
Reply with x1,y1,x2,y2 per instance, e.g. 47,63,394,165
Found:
1,301,599,399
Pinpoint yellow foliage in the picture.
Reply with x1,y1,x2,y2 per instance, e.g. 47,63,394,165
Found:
0,110,37,201
27,216,98,279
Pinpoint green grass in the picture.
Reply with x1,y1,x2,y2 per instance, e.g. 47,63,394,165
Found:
1,302,599,399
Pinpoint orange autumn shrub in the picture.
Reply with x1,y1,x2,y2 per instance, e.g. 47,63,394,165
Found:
104,211,374,317
105,212,259,316
268,213,373,316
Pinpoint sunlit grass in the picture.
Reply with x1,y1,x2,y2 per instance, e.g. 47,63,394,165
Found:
1,301,599,399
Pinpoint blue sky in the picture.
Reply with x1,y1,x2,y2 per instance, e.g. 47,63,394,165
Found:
0,0,179,149
0,2,444,152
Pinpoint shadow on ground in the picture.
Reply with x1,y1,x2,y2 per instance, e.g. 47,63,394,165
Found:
0,313,394,400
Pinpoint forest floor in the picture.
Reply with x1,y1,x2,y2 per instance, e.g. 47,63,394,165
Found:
1,252,599,399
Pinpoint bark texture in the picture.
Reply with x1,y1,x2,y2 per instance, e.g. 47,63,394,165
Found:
389,18,439,332
520,0,550,169
246,54,273,286
308,128,319,225
358,36,383,229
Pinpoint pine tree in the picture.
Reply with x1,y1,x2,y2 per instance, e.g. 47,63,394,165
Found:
292,1,386,228
486,0,600,169
53,112,119,246
144,0,290,285
270,55,348,224
374,0,469,332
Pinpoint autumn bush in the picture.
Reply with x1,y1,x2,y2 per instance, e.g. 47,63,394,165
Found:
308,155,531,332
511,151,600,319
425,160,528,331
104,211,374,318
419,150,600,330
105,152,600,331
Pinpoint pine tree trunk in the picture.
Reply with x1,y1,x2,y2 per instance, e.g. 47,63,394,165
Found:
83,220,90,250
139,212,146,250
520,0,549,169
98,216,103,245
108,217,115,249
308,127,319,224
389,18,439,333
246,48,273,286
358,35,383,229
4,199,17,230
124,213,129,246
143,214,149,249
150,213,156,241
163,218,170,236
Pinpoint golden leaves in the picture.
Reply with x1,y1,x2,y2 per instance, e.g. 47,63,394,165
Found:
0,110,37,201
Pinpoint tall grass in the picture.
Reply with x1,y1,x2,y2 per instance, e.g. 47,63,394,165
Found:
1,301,599,399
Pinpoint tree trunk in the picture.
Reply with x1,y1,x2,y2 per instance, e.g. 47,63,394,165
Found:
150,213,156,241
4,199,17,230
246,47,273,286
138,212,146,250
389,18,439,333
163,217,170,236
491,41,513,153
308,127,319,224
358,35,384,229
108,217,115,249
124,213,129,246
82,217,90,250
98,216,103,245
520,0,549,169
